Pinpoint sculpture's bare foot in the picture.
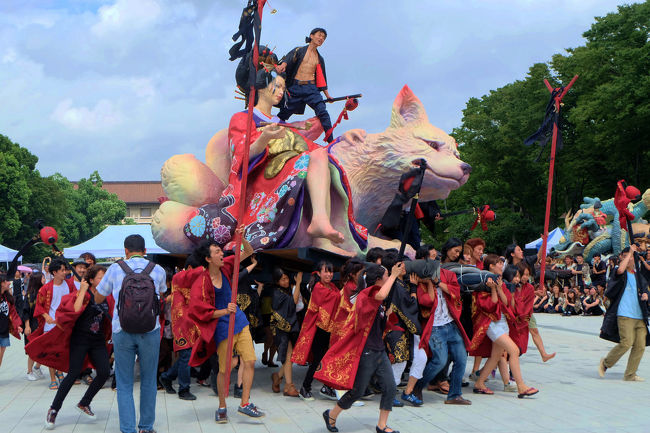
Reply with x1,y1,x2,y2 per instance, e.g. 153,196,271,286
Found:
306,216,345,244
312,238,356,257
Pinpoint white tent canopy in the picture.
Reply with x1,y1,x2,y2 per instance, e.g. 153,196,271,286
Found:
0,244,21,262
64,224,169,258
525,227,565,253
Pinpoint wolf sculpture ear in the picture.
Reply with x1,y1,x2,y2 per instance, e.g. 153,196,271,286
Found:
389,85,429,129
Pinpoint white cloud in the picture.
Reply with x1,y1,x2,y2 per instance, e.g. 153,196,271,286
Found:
0,0,641,181
52,99,123,131
92,0,162,37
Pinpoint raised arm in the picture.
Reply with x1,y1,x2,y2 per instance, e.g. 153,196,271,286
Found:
375,262,405,301
293,272,303,304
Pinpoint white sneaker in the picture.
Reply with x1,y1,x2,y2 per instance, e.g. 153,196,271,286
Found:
33,367,45,379
26,372,38,381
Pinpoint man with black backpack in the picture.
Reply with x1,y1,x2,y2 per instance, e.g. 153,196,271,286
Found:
95,234,167,433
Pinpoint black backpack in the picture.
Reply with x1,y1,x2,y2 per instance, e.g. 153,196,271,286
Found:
116,260,159,333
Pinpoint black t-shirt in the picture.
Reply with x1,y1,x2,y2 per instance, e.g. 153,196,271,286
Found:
0,295,10,338
592,261,606,285
73,296,109,340
364,304,386,352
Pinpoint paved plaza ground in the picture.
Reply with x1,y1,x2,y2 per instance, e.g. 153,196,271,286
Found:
1,314,649,433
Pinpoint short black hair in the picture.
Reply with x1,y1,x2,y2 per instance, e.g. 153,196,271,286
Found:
124,234,145,253
193,240,221,268
80,252,97,265
306,27,327,43
415,244,435,260
365,247,385,264
381,251,399,271
184,253,202,270
593,253,601,258
503,264,520,283
49,258,68,273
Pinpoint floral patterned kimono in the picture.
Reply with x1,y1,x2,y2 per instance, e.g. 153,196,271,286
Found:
183,109,367,252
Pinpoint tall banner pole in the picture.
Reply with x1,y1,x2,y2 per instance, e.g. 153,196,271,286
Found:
224,0,266,397
538,75,578,285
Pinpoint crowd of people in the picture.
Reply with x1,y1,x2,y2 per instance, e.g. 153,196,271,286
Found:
1,232,649,433
531,251,650,317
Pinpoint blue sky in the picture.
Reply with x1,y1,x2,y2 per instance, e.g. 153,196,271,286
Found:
0,0,637,181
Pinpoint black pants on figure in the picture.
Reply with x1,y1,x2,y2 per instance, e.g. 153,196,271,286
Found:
338,349,395,411
302,327,330,392
51,335,110,411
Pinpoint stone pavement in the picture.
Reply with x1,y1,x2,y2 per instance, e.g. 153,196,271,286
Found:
1,314,649,433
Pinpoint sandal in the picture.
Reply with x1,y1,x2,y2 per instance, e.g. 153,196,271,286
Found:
82,375,94,386
376,426,400,433
49,380,59,390
55,371,64,382
517,387,539,399
322,409,339,432
472,387,494,395
427,381,449,395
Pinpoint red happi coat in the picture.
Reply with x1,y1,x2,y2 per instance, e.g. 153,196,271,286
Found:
31,278,77,339
188,256,235,367
291,281,341,365
26,291,114,372
329,281,356,347
417,269,470,357
469,284,516,357
314,285,382,390
170,270,201,352
510,282,535,354
1,292,22,339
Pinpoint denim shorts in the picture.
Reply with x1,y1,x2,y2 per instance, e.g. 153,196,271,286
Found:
486,314,509,341
0,336,10,347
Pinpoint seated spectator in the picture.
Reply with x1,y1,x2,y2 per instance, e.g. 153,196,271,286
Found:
543,285,561,313
582,287,604,316
562,289,581,316
533,285,548,313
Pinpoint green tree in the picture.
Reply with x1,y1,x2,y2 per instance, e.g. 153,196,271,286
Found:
56,171,127,246
0,134,37,243
0,134,127,262
434,2,650,255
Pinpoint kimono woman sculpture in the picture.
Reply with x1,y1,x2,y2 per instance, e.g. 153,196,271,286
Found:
183,47,367,256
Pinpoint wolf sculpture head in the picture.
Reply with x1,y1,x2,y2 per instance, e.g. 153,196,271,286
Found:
331,85,471,232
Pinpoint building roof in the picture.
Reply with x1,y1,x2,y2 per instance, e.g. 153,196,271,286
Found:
101,181,164,204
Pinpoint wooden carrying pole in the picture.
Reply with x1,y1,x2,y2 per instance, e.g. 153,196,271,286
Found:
537,75,578,286
224,0,266,397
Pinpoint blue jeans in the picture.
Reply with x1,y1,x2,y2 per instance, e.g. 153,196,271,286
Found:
113,328,161,433
416,322,467,400
161,348,191,392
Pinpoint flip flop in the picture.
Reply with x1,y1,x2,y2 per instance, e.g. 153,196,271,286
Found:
517,387,539,398
472,387,494,395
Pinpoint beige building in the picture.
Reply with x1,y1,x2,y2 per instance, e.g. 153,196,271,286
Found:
101,181,165,224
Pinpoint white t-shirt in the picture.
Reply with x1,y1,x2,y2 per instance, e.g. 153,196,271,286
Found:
44,282,69,332
74,280,81,290
433,287,453,327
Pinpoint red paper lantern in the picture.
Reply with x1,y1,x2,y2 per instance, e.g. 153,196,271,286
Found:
40,226,58,245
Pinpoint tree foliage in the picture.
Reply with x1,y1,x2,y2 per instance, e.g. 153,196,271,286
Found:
428,2,650,254
0,135,126,263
